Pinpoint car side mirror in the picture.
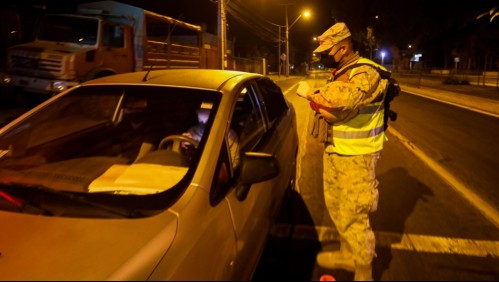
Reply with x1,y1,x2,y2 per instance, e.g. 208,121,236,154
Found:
236,152,280,201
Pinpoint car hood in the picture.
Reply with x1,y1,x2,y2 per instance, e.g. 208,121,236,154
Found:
0,209,178,280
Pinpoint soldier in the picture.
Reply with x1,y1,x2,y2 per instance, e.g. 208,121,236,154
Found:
301,22,389,281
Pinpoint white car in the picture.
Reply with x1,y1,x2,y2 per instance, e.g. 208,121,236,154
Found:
0,69,298,280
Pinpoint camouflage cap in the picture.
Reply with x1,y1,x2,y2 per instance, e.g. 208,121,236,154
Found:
313,22,352,53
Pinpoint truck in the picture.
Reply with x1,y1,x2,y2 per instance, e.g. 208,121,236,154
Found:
0,0,219,97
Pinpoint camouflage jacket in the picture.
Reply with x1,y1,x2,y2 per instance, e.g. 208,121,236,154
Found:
308,54,386,124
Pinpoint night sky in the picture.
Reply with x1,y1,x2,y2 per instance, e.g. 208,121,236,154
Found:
2,0,495,66
117,0,493,59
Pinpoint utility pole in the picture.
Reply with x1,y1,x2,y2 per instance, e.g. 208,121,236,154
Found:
281,3,309,77
260,14,284,76
218,0,226,69
285,5,289,77
278,26,281,76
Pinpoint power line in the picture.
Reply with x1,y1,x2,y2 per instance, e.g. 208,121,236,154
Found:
224,0,284,43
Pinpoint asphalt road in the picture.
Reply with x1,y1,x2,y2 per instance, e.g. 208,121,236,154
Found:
252,73,499,281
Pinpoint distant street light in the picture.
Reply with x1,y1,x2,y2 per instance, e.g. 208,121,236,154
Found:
381,51,386,66
285,7,310,77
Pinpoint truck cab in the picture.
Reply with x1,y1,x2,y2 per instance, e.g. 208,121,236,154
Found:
1,1,210,102
1,10,134,95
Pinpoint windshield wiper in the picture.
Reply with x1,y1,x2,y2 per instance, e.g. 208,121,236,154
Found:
0,189,53,215
0,183,132,218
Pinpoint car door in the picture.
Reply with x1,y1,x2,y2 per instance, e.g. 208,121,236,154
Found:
252,77,298,217
100,23,134,73
221,78,297,279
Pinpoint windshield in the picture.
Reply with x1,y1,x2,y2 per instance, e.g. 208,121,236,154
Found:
37,14,99,45
0,85,219,216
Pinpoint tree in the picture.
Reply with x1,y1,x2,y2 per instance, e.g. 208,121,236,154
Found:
365,26,376,60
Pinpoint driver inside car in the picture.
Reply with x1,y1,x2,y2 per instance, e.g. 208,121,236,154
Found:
182,107,240,168
182,107,210,143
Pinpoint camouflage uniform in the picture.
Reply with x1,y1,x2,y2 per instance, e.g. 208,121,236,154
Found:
306,22,387,274
314,65,383,266
323,151,380,266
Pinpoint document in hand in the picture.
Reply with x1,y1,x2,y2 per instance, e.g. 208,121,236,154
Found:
296,81,311,99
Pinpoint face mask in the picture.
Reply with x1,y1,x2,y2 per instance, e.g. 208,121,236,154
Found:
320,47,343,69
320,54,337,69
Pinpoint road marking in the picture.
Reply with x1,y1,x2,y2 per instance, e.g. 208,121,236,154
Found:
270,223,499,258
282,82,300,96
388,126,499,228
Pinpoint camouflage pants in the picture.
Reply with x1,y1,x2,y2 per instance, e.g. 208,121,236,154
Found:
323,151,380,266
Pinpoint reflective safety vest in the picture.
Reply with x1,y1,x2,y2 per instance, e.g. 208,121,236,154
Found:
326,58,387,155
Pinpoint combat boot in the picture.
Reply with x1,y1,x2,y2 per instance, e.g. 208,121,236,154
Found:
353,263,373,281
316,241,355,272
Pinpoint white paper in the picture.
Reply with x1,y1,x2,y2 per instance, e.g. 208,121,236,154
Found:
296,81,311,99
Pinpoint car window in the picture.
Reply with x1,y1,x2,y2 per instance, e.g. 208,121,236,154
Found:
210,81,269,204
256,77,289,126
209,109,243,206
209,141,232,206
103,23,124,48
0,85,219,199
231,83,266,152
212,78,290,204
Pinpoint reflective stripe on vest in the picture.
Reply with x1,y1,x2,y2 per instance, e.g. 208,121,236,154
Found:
328,58,386,155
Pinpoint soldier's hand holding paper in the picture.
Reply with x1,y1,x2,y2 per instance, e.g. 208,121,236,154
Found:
296,81,311,99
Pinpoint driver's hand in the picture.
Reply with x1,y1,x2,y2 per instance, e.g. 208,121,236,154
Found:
181,132,193,149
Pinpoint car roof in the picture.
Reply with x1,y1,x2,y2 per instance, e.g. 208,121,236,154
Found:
80,69,264,91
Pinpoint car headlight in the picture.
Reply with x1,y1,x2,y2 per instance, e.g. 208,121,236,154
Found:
50,81,66,92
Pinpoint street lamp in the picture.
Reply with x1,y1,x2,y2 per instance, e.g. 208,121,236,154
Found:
381,51,385,66
285,8,310,77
